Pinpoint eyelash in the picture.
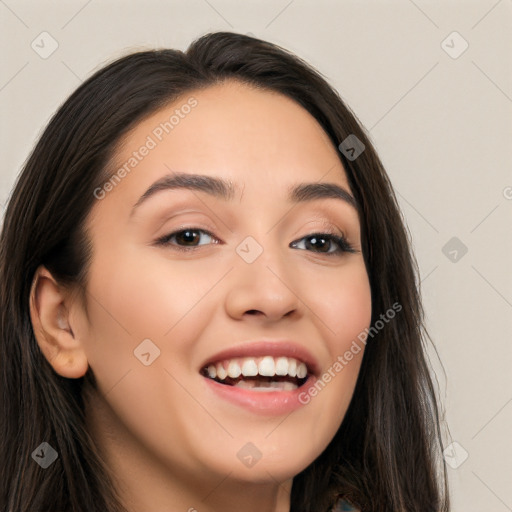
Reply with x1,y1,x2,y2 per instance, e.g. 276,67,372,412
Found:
154,226,357,256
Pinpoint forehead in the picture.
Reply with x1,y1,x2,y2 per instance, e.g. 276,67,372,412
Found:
90,80,353,229
113,80,346,181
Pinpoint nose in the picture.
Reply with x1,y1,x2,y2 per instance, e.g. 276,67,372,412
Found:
223,238,302,323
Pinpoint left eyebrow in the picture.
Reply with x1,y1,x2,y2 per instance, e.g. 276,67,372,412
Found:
130,171,358,216
289,181,358,210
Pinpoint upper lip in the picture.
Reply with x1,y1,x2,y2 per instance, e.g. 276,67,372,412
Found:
200,340,321,377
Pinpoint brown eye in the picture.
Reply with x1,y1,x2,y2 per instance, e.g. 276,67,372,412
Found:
304,235,331,253
290,232,356,255
155,228,219,251
174,229,202,246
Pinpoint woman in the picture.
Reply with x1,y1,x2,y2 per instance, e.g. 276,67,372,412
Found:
0,31,449,511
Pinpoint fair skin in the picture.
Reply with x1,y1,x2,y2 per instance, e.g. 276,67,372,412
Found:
30,80,371,512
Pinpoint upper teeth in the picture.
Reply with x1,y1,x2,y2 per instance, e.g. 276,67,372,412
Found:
206,356,308,380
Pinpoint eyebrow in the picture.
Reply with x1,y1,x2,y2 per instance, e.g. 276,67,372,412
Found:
130,172,358,216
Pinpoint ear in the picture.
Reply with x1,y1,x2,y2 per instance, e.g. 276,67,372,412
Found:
29,265,89,379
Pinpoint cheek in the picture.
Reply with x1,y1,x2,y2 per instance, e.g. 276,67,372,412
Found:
85,242,217,337
81,245,222,386
81,250,222,469
297,259,371,417
306,259,372,348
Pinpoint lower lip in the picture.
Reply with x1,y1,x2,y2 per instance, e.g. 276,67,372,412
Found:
202,375,317,415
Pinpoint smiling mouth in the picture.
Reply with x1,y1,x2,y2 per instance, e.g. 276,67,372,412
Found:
201,355,310,391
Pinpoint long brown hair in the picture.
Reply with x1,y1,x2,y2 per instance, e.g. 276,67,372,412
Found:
0,31,449,511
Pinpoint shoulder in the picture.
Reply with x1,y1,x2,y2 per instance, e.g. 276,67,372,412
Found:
332,499,359,511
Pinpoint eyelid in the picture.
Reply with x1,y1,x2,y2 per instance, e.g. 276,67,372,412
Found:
157,218,348,242
297,218,347,238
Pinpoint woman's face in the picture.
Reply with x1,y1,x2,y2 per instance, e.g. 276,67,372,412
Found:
76,80,371,493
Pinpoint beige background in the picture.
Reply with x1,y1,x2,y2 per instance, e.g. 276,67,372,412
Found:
1,0,511,509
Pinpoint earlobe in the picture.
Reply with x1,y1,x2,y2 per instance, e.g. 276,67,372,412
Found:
29,266,89,379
